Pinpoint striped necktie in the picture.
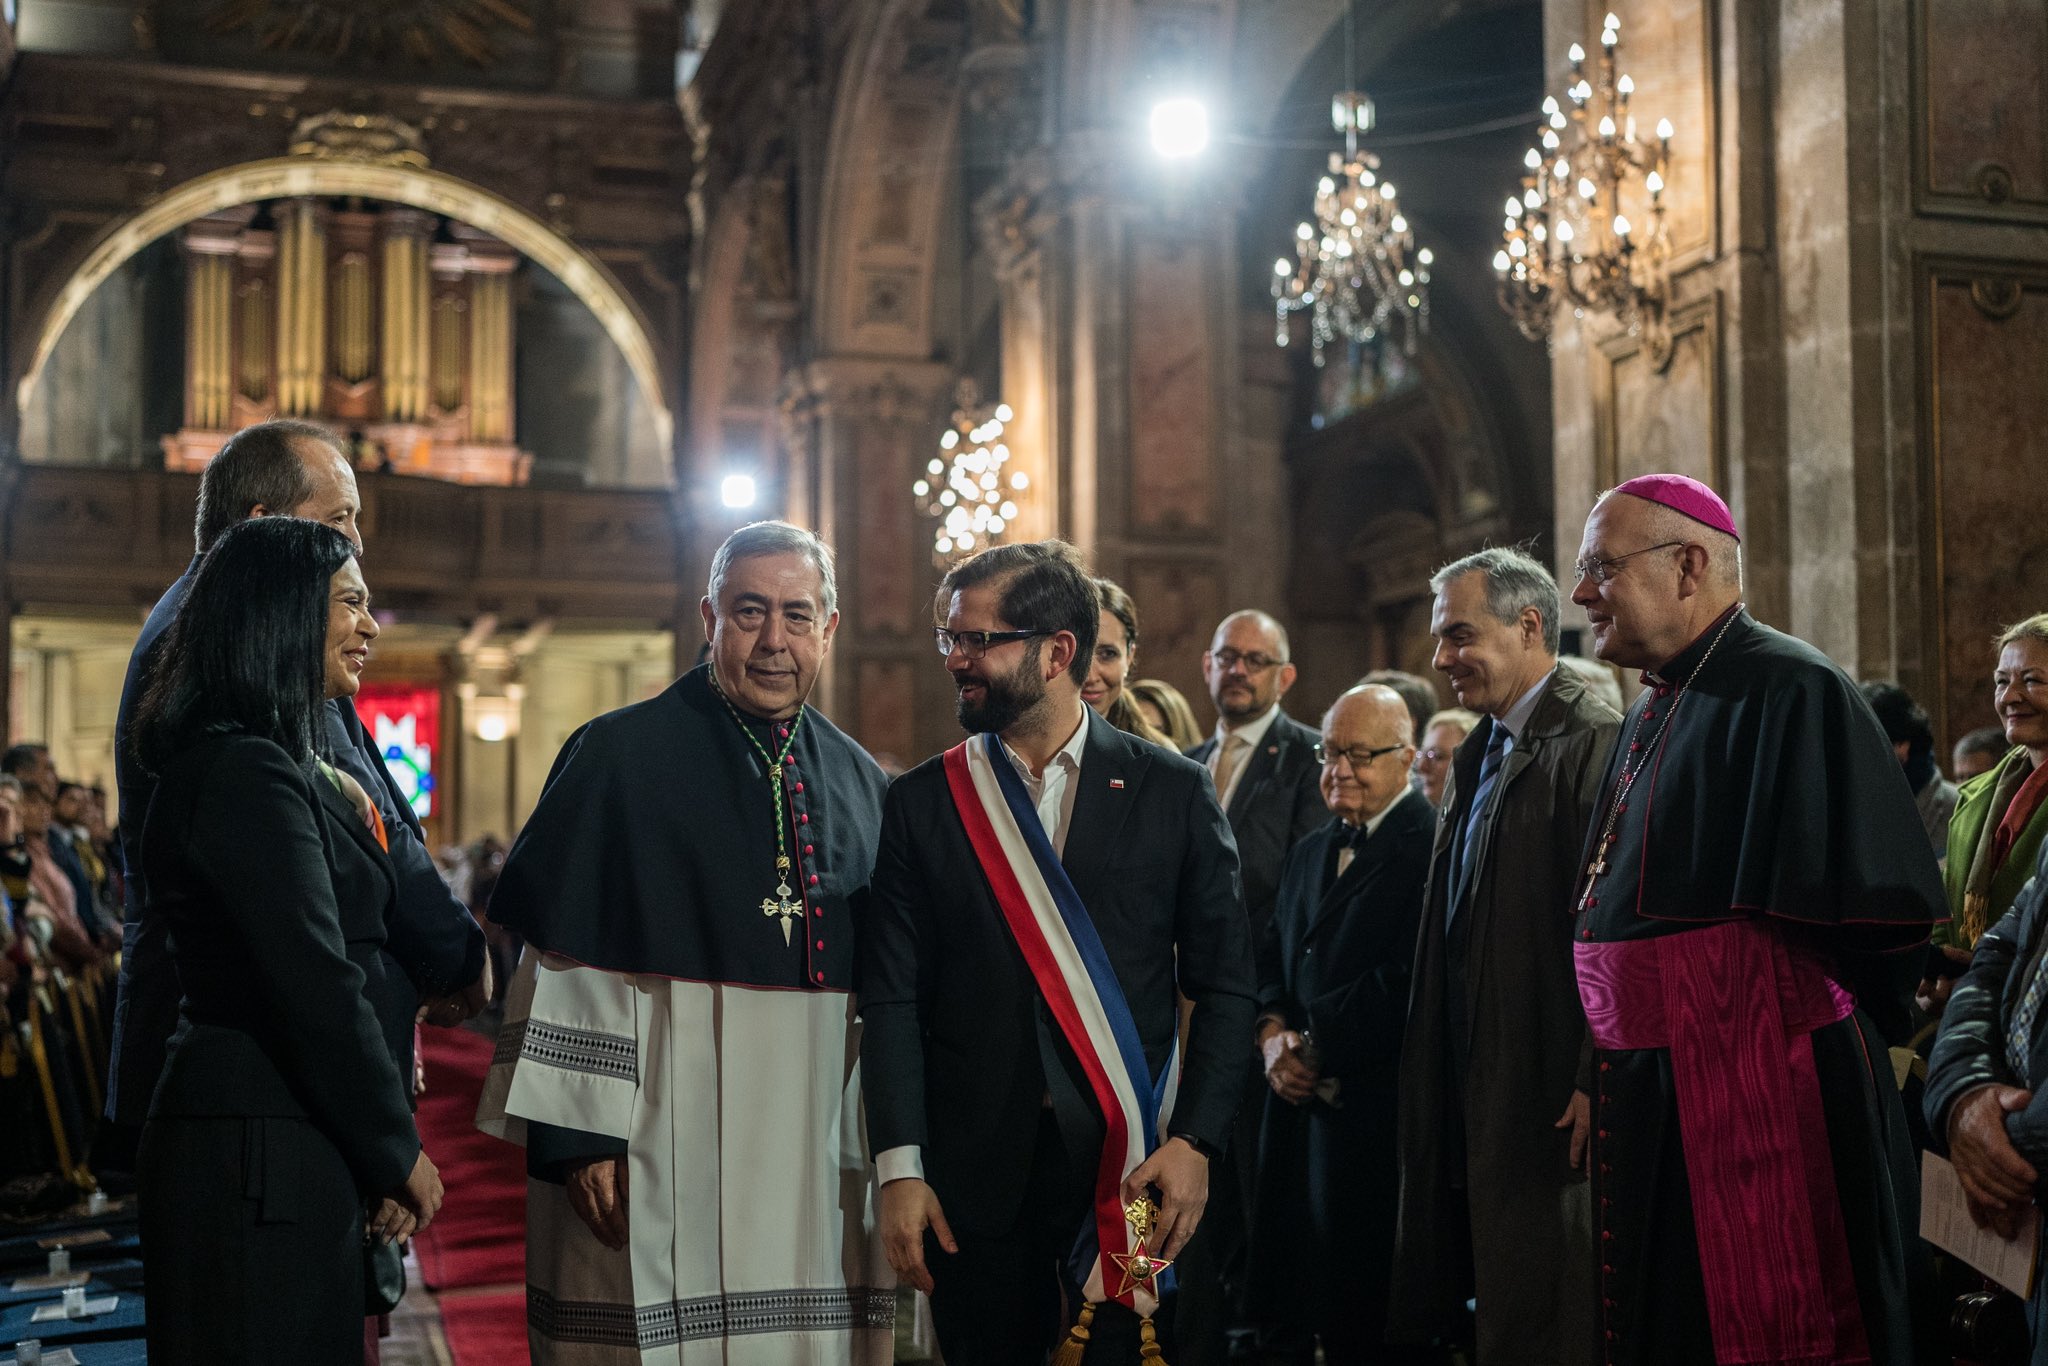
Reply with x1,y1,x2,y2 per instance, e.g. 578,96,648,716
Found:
1449,724,1509,924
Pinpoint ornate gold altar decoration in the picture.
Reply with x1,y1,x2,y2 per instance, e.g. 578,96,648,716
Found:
289,112,431,170
208,0,534,67
916,379,1028,567
1496,14,1675,356
1272,89,1433,364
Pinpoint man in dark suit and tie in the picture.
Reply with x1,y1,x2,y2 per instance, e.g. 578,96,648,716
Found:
863,540,1255,1365
107,420,488,1150
1181,608,1323,1362
1249,684,1433,1364
1390,547,1619,1366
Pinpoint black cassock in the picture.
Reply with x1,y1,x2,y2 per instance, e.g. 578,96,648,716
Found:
1574,608,1941,1366
1248,792,1433,1364
486,663,888,1176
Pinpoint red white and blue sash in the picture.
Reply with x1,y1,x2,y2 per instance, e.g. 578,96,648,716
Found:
942,732,1178,1313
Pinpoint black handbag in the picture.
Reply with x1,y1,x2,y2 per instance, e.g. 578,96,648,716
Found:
364,1233,407,1315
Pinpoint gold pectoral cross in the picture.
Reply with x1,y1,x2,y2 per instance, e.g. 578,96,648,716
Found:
1579,835,1614,910
761,882,801,946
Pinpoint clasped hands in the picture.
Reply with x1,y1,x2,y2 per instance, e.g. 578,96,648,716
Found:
1261,1025,1318,1105
877,1138,1210,1295
366,1148,445,1246
1951,1084,2040,1239
417,956,495,1029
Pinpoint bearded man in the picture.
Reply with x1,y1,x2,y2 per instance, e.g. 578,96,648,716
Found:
1567,475,1941,1366
479,521,894,1364
862,539,1255,1365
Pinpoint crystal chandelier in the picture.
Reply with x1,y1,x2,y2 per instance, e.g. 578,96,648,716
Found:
915,379,1028,566
1272,90,1433,363
1495,13,1674,349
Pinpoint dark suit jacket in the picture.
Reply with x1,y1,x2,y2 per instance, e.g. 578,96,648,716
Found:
1250,791,1433,1314
1390,666,1618,1359
861,708,1257,1236
140,734,420,1195
108,558,484,1126
1186,709,1325,942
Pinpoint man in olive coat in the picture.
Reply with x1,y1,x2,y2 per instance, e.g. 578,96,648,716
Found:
1389,548,1621,1365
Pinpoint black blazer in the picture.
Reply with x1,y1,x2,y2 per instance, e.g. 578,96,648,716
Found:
1259,793,1434,1091
1186,710,1326,940
140,734,420,1196
861,709,1257,1235
108,559,484,1128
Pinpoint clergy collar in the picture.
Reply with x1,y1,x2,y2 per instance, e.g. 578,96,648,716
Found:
1641,602,1748,690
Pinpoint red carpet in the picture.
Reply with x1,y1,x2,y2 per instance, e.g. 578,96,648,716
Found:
411,1022,528,1346
440,1290,531,1360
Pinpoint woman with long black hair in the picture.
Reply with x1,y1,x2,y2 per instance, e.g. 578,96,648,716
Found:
131,516,441,1363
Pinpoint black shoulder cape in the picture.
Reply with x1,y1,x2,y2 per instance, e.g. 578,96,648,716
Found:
1578,609,1942,950
487,665,888,988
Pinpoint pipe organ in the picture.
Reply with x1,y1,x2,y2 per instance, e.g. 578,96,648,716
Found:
166,198,533,485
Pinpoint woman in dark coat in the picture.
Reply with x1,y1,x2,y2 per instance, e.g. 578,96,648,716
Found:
131,517,442,1364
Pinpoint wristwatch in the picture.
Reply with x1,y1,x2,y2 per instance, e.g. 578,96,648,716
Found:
1172,1132,1222,1161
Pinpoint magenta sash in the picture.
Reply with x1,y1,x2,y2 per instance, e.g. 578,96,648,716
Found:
1576,920,1870,1366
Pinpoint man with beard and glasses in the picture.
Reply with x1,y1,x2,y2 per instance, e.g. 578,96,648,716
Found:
862,540,1256,1365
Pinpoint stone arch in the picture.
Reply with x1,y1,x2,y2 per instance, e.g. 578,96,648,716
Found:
15,157,673,462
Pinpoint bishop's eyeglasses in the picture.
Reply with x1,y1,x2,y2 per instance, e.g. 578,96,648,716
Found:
934,627,1051,659
1573,540,1685,585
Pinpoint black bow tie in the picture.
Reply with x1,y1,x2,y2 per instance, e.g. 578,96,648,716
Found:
1339,822,1367,849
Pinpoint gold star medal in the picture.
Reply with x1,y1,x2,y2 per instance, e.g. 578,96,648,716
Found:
1109,1194,1173,1296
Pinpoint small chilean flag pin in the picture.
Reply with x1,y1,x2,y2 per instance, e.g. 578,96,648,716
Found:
1109,778,1125,789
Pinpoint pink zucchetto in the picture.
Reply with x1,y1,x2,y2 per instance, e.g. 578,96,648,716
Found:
1611,473,1740,542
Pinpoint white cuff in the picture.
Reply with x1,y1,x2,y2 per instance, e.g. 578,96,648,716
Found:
875,1145,925,1185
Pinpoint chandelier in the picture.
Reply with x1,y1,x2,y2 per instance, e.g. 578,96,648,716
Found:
915,380,1027,566
1495,13,1673,349
1273,90,1433,363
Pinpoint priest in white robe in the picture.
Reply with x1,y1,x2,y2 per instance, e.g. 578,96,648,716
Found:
477,522,893,1364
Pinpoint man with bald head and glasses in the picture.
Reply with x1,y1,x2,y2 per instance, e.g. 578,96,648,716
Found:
1179,609,1325,1363
1248,684,1433,1363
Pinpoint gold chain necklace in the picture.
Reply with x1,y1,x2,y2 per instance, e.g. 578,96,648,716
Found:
1576,604,1744,914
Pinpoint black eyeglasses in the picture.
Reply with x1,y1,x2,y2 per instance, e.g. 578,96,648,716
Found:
1314,742,1408,769
934,627,1050,660
1573,541,1685,585
1211,648,1284,674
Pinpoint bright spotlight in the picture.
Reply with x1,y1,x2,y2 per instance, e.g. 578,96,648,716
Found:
1149,97,1210,159
720,473,757,509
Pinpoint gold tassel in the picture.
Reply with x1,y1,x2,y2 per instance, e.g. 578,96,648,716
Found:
1139,1314,1169,1364
1049,1301,1096,1366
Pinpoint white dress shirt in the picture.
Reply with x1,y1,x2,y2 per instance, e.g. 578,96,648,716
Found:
1336,783,1418,878
875,709,1091,1187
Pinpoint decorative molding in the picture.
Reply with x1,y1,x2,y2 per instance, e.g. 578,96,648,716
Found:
1592,290,1723,492
1910,0,2048,224
288,111,432,168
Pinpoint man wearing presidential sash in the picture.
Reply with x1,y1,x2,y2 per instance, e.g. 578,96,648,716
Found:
862,540,1256,1364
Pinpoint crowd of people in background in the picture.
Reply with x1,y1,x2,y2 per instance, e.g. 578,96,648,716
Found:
10,418,2048,1366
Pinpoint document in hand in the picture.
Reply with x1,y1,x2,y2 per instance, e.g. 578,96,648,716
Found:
1921,1150,2041,1297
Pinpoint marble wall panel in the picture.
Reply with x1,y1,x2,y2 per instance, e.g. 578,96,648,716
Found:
857,659,919,768
1923,266,2048,746
852,422,917,635
1124,555,1224,729
1916,0,2048,217
1596,300,1722,490
1127,238,1218,535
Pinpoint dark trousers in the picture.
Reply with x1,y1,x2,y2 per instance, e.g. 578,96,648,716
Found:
140,1114,368,1365
928,1110,1178,1366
